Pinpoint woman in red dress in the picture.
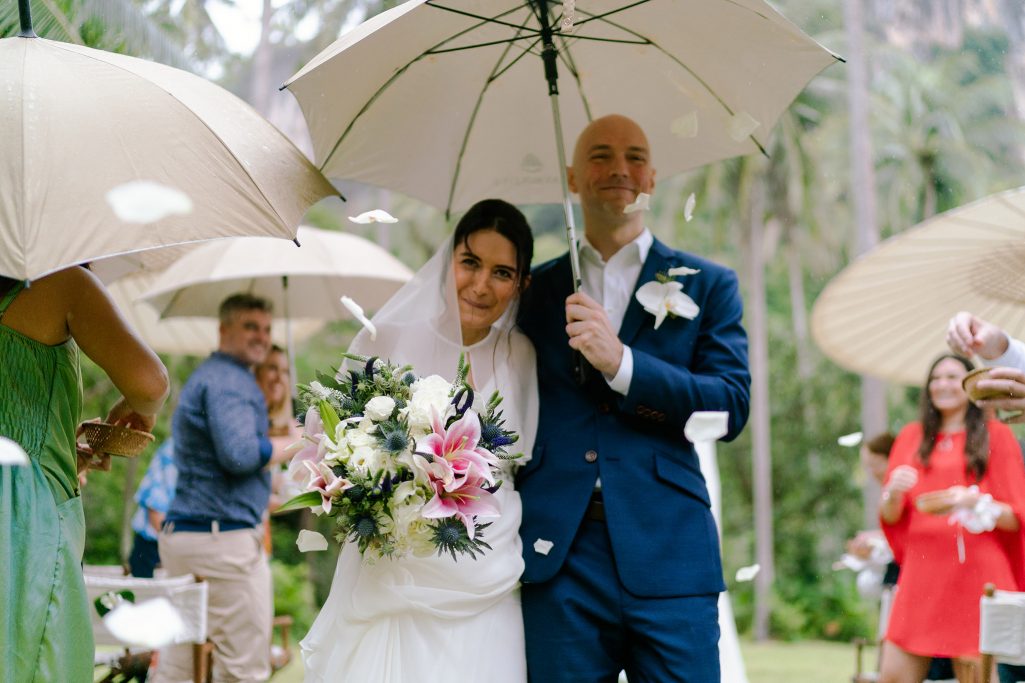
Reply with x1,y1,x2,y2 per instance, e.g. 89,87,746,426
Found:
879,354,1025,683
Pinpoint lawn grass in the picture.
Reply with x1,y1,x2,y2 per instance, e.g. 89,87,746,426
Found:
269,639,874,682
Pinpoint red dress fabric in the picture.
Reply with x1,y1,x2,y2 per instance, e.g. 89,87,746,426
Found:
881,420,1025,657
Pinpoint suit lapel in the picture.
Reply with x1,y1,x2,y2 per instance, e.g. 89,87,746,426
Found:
618,239,674,345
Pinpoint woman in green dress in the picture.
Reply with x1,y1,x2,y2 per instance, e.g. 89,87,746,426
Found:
0,266,168,682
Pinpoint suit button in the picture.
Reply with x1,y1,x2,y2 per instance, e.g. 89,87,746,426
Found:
598,402,610,414
584,450,598,463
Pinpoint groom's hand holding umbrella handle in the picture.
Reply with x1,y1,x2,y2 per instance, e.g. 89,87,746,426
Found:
565,292,625,385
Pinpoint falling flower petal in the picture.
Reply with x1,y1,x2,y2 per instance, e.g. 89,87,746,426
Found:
341,296,377,340
534,538,554,555
348,209,398,224
684,193,697,222
104,597,185,649
560,0,576,29
736,564,760,582
0,437,29,466
684,412,729,443
623,192,650,215
667,265,701,278
106,181,192,224
838,432,863,448
728,111,761,142
296,529,329,553
671,112,698,139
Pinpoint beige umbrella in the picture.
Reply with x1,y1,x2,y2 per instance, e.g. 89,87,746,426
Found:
284,0,838,287
141,226,414,377
106,272,325,357
0,31,337,281
810,186,1025,386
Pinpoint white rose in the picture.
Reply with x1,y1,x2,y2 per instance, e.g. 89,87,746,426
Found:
405,375,454,431
365,396,396,422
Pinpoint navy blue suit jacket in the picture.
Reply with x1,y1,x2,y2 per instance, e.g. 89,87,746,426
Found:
516,237,750,597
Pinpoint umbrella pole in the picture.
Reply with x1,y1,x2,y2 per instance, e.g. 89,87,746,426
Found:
534,0,582,293
282,275,298,401
18,0,37,37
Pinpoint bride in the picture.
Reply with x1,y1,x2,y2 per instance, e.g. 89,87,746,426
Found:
301,199,538,682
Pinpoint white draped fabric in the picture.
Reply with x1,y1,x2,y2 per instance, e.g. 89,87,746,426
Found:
301,238,537,683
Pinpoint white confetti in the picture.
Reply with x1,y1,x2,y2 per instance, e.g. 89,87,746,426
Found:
684,192,696,222
560,0,576,30
348,209,398,224
341,296,377,341
623,192,650,215
104,597,185,649
728,111,761,142
670,113,698,139
837,432,863,448
296,529,328,553
0,437,29,466
684,412,729,443
106,181,192,224
735,563,760,582
533,538,554,555
667,265,701,278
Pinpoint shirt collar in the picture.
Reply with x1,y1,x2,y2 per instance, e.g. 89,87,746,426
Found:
580,228,653,266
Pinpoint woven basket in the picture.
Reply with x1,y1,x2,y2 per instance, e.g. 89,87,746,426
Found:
79,422,154,458
962,367,1011,402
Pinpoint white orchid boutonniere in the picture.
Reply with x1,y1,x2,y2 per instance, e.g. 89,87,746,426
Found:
634,266,701,330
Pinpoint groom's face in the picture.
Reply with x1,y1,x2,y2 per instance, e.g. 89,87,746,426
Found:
568,115,656,219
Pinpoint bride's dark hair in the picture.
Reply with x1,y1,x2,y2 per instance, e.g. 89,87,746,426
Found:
453,199,533,289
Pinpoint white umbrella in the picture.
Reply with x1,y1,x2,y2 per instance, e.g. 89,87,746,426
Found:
811,186,1025,386
106,272,325,357
141,226,414,377
0,13,337,281
283,0,838,286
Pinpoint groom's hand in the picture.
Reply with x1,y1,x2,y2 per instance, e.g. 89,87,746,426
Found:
565,292,623,376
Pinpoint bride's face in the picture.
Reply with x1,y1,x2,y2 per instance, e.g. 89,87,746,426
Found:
453,229,521,345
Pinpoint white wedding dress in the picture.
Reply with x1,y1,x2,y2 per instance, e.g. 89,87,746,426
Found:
301,241,537,683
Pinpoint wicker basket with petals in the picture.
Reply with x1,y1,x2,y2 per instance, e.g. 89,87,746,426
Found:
78,422,154,457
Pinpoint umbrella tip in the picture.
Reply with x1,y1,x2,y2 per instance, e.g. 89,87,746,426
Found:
337,192,347,203
293,237,302,248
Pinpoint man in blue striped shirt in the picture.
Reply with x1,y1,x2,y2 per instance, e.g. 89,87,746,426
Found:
155,294,293,683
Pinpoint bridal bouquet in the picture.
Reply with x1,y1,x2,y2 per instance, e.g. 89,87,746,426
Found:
279,354,520,561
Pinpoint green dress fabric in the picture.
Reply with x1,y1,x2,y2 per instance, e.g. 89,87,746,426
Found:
0,282,92,683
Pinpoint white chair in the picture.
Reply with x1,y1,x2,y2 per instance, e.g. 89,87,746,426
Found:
84,569,213,683
981,583,1025,683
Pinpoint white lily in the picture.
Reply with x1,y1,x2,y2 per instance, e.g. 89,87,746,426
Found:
622,192,650,214
635,280,699,329
341,295,377,340
0,437,29,466
667,265,700,278
106,180,192,224
348,209,398,224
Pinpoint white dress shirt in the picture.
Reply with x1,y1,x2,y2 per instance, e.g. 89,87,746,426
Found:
986,334,1025,371
578,228,653,396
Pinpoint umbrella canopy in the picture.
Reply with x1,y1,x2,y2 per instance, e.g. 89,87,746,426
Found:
141,226,413,320
0,35,337,281
106,272,325,357
811,186,1025,386
283,0,839,214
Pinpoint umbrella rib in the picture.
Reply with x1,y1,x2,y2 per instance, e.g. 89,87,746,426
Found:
445,25,540,216
567,0,654,30
490,35,544,81
321,3,536,171
571,8,768,154
555,32,593,122
425,1,539,34
426,35,543,55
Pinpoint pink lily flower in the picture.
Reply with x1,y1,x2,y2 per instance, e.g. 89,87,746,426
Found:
304,460,353,514
421,472,500,539
418,409,498,490
285,406,327,482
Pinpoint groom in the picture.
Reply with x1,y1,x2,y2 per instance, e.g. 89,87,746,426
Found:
517,114,751,682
